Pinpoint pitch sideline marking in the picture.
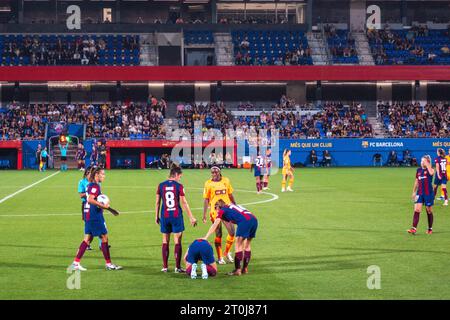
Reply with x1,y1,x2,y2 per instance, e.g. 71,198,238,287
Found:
0,188,279,217
0,171,61,205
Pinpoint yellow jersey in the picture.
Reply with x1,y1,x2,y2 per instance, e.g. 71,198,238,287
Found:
446,155,450,179
282,155,292,176
203,177,234,221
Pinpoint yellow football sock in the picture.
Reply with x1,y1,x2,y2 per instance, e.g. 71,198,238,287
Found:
224,235,235,255
281,180,286,189
288,177,294,188
214,237,223,259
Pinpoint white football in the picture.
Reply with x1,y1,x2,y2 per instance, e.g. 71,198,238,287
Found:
97,194,110,206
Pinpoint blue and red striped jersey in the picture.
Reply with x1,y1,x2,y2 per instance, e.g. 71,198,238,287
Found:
416,168,433,196
435,156,447,177
157,180,185,219
217,204,256,224
83,182,104,221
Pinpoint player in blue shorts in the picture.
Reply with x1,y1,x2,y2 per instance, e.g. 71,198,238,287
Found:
262,148,272,190
433,148,448,206
70,167,122,271
184,239,217,279
155,164,197,273
78,166,93,250
251,152,264,194
203,199,258,276
408,155,435,235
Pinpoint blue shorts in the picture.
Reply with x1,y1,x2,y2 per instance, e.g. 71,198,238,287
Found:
236,218,258,239
186,239,215,265
434,174,448,185
85,220,108,237
415,195,434,207
254,167,262,177
160,216,185,234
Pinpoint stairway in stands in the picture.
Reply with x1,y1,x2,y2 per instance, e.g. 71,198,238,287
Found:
214,32,234,66
139,33,158,66
51,144,79,169
306,31,331,65
352,32,375,65
368,117,388,138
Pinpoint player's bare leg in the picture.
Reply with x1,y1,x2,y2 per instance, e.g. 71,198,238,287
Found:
161,233,170,272
408,203,422,234
223,222,235,263
442,184,448,206
426,207,434,234
263,175,270,190
281,175,287,192
101,234,122,270
215,224,226,264
256,176,262,194
228,237,244,276
287,172,294,192
71,234,93,271
173,232,185,273
242,238,253,274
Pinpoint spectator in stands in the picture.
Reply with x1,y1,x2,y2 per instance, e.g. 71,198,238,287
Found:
403,149,412,167
323,150,332,167
309,150,318,167
387,150,398,167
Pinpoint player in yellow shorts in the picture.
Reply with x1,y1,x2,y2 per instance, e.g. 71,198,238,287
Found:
281,149,294,192
203,166,236,264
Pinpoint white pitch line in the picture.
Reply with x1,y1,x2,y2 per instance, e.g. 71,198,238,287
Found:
0,171,61,205
0,189,278,218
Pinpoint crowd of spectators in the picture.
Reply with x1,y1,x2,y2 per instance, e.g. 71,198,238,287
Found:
0,96,167,140
378,102,449,137
324,24,358,62
1,35,139,66
367,25,450,65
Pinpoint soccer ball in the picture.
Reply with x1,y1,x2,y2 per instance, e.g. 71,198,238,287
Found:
97,194,110,206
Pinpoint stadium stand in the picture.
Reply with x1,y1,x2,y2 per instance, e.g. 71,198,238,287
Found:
0,34,140,66
377,102,449,138
232,30,313,66
368,26,450,65
324,25,359,64
184,31,214,45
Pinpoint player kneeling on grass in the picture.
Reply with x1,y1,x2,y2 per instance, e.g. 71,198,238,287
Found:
156,164,197,273
184,239,217,280
70,167,122,271
203,200,258,276
408,155,435,235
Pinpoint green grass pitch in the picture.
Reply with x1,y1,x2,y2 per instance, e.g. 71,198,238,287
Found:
1,168,450,299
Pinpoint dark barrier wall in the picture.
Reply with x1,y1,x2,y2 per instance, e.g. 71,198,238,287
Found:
0,149,17,169
279,138,450,167
22,140,46,169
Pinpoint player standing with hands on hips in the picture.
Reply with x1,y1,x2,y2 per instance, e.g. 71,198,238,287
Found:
156,164,197,273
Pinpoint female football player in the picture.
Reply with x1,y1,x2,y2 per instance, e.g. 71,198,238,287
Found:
71,167,122,271
184,239,217,280
203,200,258,276
281,149,294,192
433,148,448,206
408,155,435,235
156,164,197,273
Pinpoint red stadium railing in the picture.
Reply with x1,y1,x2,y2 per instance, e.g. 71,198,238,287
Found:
0,66,450,81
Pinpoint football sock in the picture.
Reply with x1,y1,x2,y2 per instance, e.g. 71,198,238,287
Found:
264,182,268,188
243,251,251,270
234,251,243,270
433,186,438,198
224,235,235,255
101,242,111,264
256,182,261,192
162,243,169,268
214,237,223,259
207,265,217,277
186,265,192,276
427,212,434,230
413,211,420,228
288,177,294,188
443,188,448,200
174,243,182,269
74,240,89,263
281,180,286,189
442,189,445,198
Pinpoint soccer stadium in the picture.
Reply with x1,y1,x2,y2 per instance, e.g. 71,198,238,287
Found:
0,0,450,305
